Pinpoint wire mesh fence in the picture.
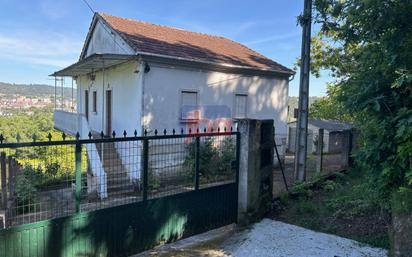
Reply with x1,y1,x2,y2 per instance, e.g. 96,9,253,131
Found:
273,128,354,196
0,130,239,228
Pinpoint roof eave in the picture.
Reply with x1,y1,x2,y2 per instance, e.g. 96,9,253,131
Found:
137,52,295,78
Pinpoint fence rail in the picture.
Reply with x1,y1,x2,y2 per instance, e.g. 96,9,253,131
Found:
0,130,239,228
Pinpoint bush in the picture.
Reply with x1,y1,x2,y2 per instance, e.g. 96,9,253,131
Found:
183,137,235,183
14,166,41,213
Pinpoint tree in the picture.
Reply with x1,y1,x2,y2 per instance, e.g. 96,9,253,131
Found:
311,0,412,196
309,84,352,122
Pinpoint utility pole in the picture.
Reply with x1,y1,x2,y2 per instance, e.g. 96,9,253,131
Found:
294,0,312,182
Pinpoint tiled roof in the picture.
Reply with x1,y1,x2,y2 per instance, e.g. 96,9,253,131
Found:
99,13,294,75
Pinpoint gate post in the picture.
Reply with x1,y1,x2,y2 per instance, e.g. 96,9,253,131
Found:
237,119,274,225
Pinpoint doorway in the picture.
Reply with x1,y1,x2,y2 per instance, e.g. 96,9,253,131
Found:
106,90,112,136
85,90,89,121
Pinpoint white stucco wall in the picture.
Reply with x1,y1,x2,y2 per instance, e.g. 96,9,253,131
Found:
142,63,289,136
85,19,134,58
76,60,142,135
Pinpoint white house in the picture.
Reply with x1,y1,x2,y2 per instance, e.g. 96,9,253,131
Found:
52,13,294,198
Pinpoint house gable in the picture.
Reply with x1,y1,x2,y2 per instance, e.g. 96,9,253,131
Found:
80,14,135,60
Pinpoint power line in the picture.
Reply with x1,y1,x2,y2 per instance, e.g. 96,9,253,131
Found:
81,0,95,14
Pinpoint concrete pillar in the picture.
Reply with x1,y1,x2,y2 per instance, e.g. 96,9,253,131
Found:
238,119,274,225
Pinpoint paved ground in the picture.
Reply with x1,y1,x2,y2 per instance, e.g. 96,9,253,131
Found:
135,219,387,257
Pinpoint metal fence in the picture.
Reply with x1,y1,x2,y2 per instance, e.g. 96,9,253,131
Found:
273,128,355,196
0,129,239,228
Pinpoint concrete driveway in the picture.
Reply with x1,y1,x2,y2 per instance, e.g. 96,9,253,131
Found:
135,219,387,257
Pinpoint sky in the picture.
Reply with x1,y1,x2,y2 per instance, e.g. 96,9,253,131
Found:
0,0,331,96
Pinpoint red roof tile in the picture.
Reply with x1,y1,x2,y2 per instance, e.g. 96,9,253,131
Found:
99,13,293,75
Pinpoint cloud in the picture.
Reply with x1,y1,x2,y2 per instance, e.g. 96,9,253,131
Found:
245,31,301,45
0,32,82,67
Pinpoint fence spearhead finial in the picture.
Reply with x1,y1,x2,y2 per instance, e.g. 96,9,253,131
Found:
163,129,167,135
88,131,92,139
123,130,127,137
224,127,227,132
32,134,37,142
100,131,104,138
196,127,199,133
189,128,192,134
203,127,206,133
211,127,214,133
112,131,116,138
217,127,220,132
47,133,52,141
134,129,138,137
75,132,80,140
181,128,184,134
154,129,158,136
16,133,21,142
172,128,176,135
0,134,4,144
144,129,148,136
230,126,233,132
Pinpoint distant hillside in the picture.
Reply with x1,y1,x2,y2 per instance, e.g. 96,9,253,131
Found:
0,82,75,98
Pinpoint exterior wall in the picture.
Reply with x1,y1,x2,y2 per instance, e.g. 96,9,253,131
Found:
76,61,143,135
84,19,134,58
287,123,331,153
142,63,289,137
328,131,343,153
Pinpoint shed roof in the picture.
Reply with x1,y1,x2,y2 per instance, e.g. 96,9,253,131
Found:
290,119,352,132
97,13,294,75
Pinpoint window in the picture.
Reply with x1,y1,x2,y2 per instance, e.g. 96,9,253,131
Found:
180,90,198,120
234,93,247,118
92,91,97,113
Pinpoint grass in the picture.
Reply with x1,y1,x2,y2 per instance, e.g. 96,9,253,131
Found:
270,169,391,249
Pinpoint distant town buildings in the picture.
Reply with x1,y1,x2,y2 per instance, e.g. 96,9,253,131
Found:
0,94,76,115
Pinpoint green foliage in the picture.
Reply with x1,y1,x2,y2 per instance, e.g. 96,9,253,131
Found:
392,187,412,214
183,137,235,183
297,201,317,214
309,85,353,122
322,180,340,192
326,179,383,219
310,0,412,198
15,167,39,204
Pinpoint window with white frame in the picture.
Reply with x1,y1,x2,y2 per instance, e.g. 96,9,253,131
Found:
180,90,198,120
234,93,248,118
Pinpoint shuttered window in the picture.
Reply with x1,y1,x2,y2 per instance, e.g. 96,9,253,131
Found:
234,94,247,118
180,90,198,120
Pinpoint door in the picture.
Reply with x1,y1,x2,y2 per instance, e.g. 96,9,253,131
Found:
106,90,112,136
85,90,89,121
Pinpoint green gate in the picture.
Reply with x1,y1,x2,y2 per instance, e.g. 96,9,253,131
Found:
0,130,240,257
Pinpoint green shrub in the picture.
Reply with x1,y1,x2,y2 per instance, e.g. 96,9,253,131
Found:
322,180,340,192
183,137,235,183
392,187,412,214
297,201,317,214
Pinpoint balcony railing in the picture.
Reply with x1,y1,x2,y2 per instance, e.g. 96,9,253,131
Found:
53,110,78,135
